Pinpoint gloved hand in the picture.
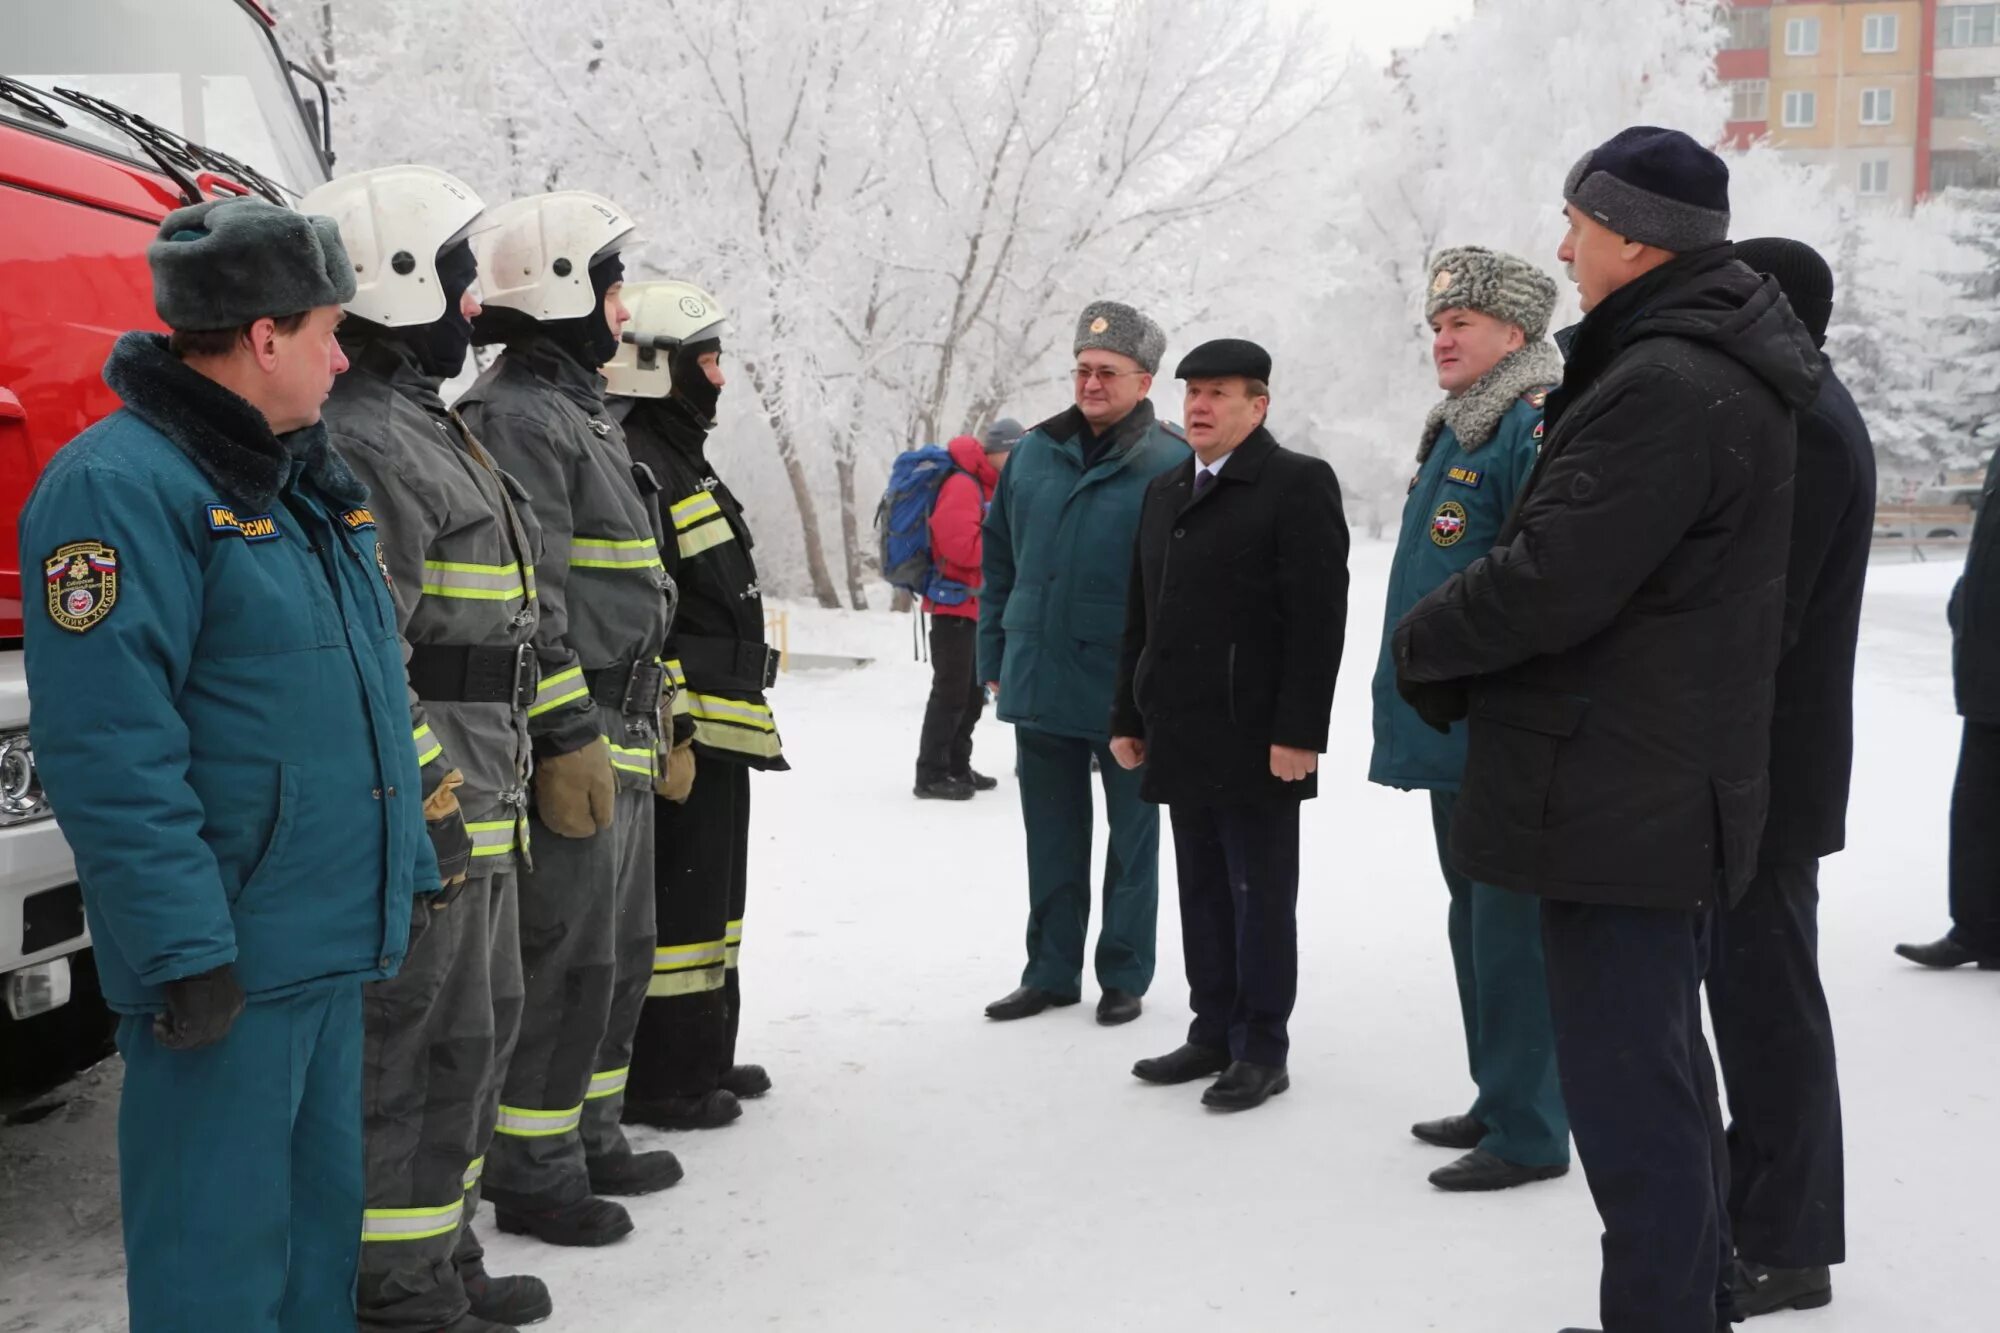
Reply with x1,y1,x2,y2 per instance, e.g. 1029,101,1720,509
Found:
153,964,245,1051
424,769,472,891
1396,670,1469,736
656,737,696,803
534,736,617,838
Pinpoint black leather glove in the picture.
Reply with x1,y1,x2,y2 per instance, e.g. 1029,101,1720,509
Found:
153,964,245,1051
1396,671,1469,736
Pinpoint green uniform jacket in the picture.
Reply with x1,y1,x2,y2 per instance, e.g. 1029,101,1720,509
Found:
979,401,1186,741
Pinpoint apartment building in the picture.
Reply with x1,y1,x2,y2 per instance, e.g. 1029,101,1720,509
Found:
1721,1,2000,208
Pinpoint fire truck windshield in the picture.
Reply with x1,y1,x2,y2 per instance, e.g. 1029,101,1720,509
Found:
2,0,325,197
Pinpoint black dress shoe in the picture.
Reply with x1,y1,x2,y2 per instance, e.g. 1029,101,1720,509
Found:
914,776,975,801
586,1147,685,1196
1428,1148,1569,1192
1132,1043,1230,1084
461,1265,553,1326
984,986,1079,1020
621,1089,742,1130
1411,1113,1484,1149
1560,1327,1735,1333
1096,989,1142,1025
720,1063,772,1098
956,768,999,791
1732,1260,1833,1315
1894,935,2000,969
486,1191,633,1248
1201,1060,1290,1110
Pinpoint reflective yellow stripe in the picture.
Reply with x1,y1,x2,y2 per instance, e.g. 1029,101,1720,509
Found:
688,693,776,731
585,1066,629,1101
413,724,444,768
528,665,587,718
725,918,743,969
463,1156,485,1192
361,1196,465,1242
466,820,518,858
572,536,663,570
654,940,727,972
524,562,539,601
494,1103,583,1138
647,967,726,997
420,560,525,601
692,718,785,759
664,659,687,689
676,520,735,559
670,492,723,529
607,741,656,778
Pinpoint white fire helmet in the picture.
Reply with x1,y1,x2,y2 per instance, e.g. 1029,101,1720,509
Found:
470,190,639,322
300,165,485,328
603,280,729,399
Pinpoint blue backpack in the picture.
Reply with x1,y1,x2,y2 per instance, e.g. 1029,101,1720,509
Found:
876,445,972,605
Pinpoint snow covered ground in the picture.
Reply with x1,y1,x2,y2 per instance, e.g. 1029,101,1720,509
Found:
3,541,1996,1331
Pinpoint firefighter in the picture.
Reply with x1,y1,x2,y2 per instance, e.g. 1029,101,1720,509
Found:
606,281,786,1129
21,197,435,1330
456,192,682,1246
305,165,549,1331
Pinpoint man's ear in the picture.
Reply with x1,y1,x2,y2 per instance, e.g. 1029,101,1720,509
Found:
248,317,282,372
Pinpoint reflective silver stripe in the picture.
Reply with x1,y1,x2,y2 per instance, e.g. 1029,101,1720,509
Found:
688,693,776,731
607,741,656,778
677,520,735,559
413,724,444,767
466,820,517,858
361,1196,465,1243
463,1156,485,1192
494,1103,583,1138
670,493,722,529
585,1066,629,1101
725,918,743,969
648,967,725,997
528,665,587,718
654,940,727,972
420,560,525,601
571,536,663,570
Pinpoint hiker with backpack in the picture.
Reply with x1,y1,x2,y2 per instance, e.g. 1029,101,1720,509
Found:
913,419,1021,800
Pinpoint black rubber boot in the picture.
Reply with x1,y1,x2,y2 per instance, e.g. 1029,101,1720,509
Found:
587,1147,685,1196
720,1064,772,1098
485,1190,634,1248
622,1088,743,1130
463,1269,553,1326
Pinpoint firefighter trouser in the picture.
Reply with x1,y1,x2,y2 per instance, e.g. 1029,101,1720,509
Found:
487,787,654,1204
116,982,364,1333
357,872,522,1330
631,760,751,1101
453,873,525,1281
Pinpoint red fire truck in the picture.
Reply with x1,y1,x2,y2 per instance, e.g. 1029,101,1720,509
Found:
0,0,332,1094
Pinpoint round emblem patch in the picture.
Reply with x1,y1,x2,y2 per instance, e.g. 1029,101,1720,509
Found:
678,295,707,319
1431,269,1454,295
44,540,119,633
1430,501,1468,548
1089,316,1110,334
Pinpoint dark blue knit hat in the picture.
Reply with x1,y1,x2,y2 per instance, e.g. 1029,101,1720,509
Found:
1563,127,1730,253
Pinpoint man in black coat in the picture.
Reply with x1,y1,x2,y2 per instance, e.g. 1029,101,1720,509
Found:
1709,238,1873,1319
1109,339,1349,1112
1897,446,2000,972
1393,128,1820,1333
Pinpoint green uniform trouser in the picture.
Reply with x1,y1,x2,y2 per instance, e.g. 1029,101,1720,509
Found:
1015,727,1158,998
488,786,655,1205
1429,791,1570,1168
359,871,522,1330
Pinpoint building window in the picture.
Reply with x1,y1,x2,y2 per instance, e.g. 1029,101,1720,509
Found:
1783,90,1818,128
1863,14,1900,53
1932,149,2000,190
1861,88,1896,125
1935,77,2000,119
1940,5,2000,48
1785,16,1822,56
1724,7,1772,51
1859,160,1891,196
1729,79,1770,123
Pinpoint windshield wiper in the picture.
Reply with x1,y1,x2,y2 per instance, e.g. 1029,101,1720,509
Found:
0,75,68,129
44,85,290,207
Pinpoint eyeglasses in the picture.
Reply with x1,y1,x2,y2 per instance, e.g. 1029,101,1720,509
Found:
1073,366,1137,385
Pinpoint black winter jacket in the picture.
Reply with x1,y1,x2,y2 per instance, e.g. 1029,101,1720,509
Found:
1393,248,1820,910
1952,444,2000,724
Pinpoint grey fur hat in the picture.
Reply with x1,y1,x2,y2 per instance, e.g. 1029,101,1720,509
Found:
1426,247,1560,342
1073,300,1166,374
149,198,357,332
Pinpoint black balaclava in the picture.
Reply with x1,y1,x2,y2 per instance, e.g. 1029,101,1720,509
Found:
668,337,723,425
406,240,479,379
541,252,625,372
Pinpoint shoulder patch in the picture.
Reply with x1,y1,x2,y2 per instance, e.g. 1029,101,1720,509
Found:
44,541,119,633
1533,421,1545,440
1430,501,1468,548
206,505,281,543
340,508,377,532
1444,466,1483,490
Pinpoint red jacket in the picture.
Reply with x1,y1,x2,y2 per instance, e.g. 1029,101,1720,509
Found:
924,435,1000,619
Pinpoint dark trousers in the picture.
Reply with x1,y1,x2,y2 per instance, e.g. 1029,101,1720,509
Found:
1167,801,1300,1067
917,614,985,783
1430,793,1569,1167
631,760,751,1101
1015,727,1158,997
1542,900,1731,1333
1949,719,2000,953
1706,858,1845,1268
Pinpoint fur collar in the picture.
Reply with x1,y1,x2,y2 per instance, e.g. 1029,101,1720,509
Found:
103,332,368,512
1416,342,1565,463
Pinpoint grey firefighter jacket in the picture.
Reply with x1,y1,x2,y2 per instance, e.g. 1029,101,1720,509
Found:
324,337,538,873
459,336,674,790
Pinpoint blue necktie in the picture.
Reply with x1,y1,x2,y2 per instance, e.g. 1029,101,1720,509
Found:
1193,468,1215,498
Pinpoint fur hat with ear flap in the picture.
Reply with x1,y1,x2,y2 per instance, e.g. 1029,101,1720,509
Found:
1424,247,1560,342
149,197,357,331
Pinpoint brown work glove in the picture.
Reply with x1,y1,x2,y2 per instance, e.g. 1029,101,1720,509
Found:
656,737,696,803
534,736,617,838
423,769,472,891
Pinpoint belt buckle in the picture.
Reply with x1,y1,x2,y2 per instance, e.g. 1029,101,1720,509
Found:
512,644,540,712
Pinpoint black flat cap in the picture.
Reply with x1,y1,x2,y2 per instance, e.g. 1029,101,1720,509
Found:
1175,338,1271,382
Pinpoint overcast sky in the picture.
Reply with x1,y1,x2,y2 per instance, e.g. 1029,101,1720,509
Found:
1301,0,1478,59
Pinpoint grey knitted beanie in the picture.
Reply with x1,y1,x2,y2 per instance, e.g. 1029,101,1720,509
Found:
149,197,357,332
1425,247,1561,341
1073,300,1166,374
1563,127,1730,253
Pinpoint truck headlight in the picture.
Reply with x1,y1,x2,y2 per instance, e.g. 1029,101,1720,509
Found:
0,731,53,826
